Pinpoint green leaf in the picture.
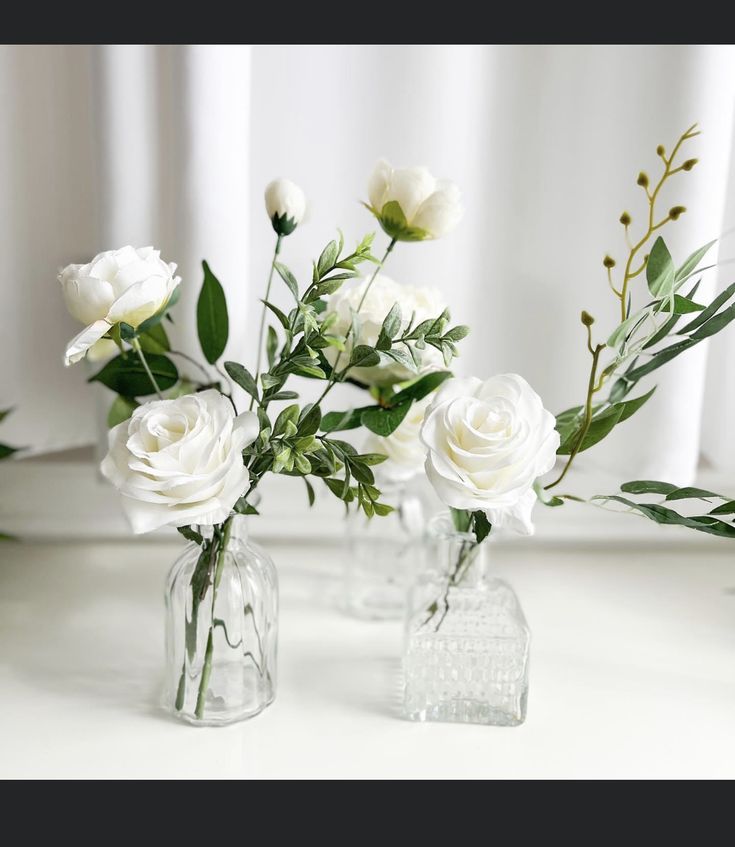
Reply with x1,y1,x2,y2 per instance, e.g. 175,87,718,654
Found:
273,404,300,436
324,477,350,500
646,237,675,297
626,338,698,382
444,325,470,342
268,390,299,402
0,409,11,424
304,478,316,507
617,386,656,422
262,299,291,331
187,544,214,662
377,302,402,349
557,405,623,455
349,461,374,485
349,345,381,368
555,405,584,442
472,511,492,544
320,407,371,433
224,361,259,402
390,371,452,405
177,526,204,546
380,348,417,373
297,404,322,437
107,395,138,428
293,364,327,379
317,240,340,278
620,480,678,496
675,240,716,283
678,281,735,335
373,502,394,517
266,326,278,369
275,263,299,300
138,322,171,354
355,453,388,466
665,486,722,502
688,301,735,341
197,261,229,364
89,353,179,397
658,295,706,314
592,495,735,539
361,400,412,437
710,501,735,515
0,444,20,460
607,309,650,350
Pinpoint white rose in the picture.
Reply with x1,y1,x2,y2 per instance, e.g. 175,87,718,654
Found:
364,395,431,483
421,374,560,535
60,246,181,366
367,159,463,241
264,178,306,236
325,274,446,387
101,390,258,534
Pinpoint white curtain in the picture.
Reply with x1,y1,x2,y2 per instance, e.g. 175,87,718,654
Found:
2,44,734,484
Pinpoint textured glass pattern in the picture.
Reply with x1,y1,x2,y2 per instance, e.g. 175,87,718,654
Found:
344,482,424,620
403,516,530,726
164,518,278,726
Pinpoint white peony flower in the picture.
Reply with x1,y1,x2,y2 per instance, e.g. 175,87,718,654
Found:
363,395,432,483
101,390,258,534
421,374,560,535
325,274,446,387
264,178,306,236
366,159,463,241
60,246,180,366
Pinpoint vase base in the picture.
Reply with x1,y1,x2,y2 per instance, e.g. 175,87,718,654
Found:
166,693,276,727
403,696,526,727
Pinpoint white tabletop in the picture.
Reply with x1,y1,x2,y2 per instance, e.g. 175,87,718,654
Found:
1,535,734,779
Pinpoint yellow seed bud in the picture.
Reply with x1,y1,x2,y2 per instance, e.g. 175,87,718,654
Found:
656,145,666,157
669,206,687,221
581,311,595,327
681,158,698,171
637,171,649,188
603,255,616,269
619,211,631,226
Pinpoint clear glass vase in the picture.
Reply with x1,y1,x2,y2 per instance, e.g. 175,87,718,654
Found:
163,516,278,726
403,514,530,726
344,480,425,620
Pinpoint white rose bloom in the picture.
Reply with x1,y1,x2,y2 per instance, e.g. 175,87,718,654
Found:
101,390,258,534
60,246,181,366
364,395,431,483
367,159,463,241
325,275,446,387
421,375,560,535
264,178,306,236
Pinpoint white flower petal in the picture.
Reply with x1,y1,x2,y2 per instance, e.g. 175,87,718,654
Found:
64,319,112,366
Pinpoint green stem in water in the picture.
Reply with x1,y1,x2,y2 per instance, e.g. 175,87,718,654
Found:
251,235,283,410
194,516,234,720
132,337,164,400
314,237,397,407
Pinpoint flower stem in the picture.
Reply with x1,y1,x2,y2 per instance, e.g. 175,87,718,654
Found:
132,338,164,400
251,235,283,410
194,516,234,720
314,237,397,407
545,342,604,490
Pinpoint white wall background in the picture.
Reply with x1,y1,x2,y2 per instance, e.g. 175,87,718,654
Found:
1,44,734,484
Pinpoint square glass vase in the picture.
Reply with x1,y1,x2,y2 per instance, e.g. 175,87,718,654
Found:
403,514,530,727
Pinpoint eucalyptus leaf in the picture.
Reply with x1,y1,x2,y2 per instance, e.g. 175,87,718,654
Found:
275,263,299,300
688,301,735,341
266,326,278,368
360,400,412,436
592,495,735,539
557,405,623,455
678,281,735,335
626,338,698,382
349,345,381,368
317,240,340,277
675,240,716,283
620,480,678,496
658,295,705,314
197,261,229,364
262,299,291,331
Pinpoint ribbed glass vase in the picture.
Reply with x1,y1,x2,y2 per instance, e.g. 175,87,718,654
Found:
163,516,278,726
403,513,530,726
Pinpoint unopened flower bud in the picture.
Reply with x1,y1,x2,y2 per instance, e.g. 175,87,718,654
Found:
681,158,698,171
669,206,686,221
619,211,631,226
637,171,649,188
656,145,666,157
603,255,616,269
581,310,595,327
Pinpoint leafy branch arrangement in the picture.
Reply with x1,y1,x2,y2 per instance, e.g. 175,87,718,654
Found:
542,124,735,536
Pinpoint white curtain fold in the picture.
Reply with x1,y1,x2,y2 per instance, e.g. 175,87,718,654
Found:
1,44,734,483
